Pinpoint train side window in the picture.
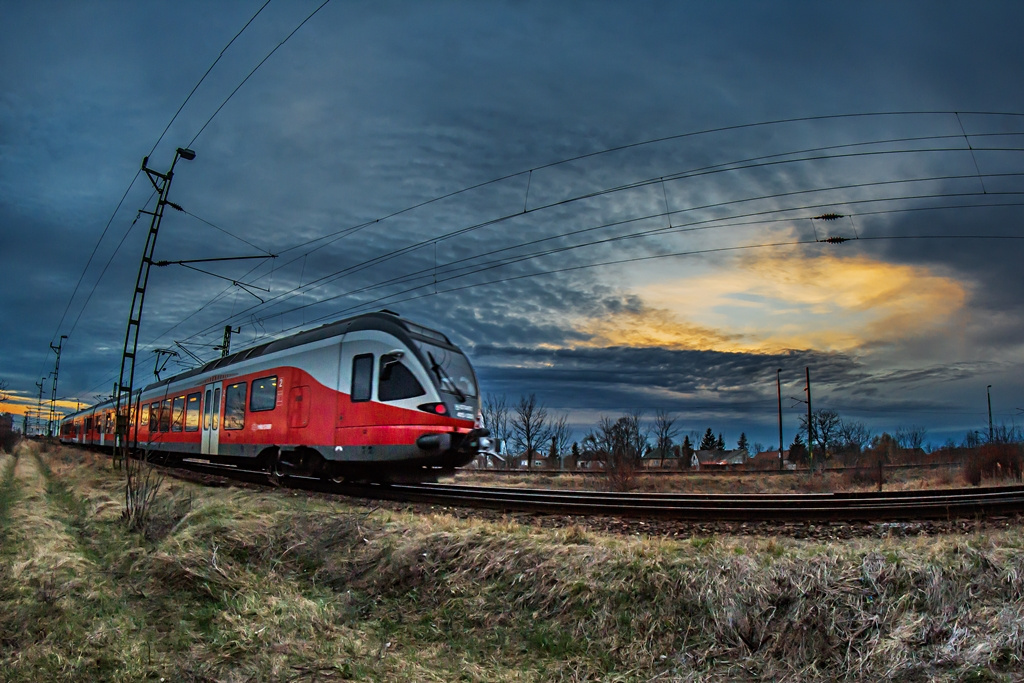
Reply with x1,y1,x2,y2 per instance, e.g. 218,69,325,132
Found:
185,392,201,432
159,399,172,432
203,390,212,430
224,382,247,430
149,404,159,430
171,396,185,432
378,358,425,401
250,376,278,412
140,404,150,428
351,354,373,402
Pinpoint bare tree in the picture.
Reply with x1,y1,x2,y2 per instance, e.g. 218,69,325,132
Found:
800,408,842,457
549,412,571,468
894,425,927,451
510,393,552,471
838,418,872,453
835,417,876,464
603,410,648,491
0,379,9,403
652,409,678,467
482,393,511,460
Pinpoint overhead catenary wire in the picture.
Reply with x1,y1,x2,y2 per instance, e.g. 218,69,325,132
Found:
179,170,1024,342
43,0,280,376
142,119,1024,350
59,111,1024,405
161,131,1024,344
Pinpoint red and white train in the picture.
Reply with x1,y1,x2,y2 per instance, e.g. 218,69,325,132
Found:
59,311,491,481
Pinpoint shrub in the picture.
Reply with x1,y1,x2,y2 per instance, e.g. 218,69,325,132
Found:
962,443,1024,486
842,464,881,489
0,430,19,454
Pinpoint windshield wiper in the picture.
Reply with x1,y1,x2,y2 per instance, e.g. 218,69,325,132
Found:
428,351,466,402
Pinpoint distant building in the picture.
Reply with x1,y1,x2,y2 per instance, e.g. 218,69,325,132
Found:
691,449,749,470
749,449,797,470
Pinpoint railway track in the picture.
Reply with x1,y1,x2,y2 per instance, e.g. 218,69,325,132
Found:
341,481,1024,522
173,459,1024,522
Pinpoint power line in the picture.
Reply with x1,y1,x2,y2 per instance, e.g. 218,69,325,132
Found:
182,174,1024,341
187,0,334,148
46,0,278,367
60,111,1024,395
164,131,1024,343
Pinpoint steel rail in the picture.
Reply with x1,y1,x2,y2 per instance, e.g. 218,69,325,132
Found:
166,459,1024,522
337,482,1024,522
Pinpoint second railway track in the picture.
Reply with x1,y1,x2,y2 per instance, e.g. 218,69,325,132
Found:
171,458,1024,523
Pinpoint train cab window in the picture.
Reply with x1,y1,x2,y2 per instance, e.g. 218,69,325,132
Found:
378,358,425,401
140,404,150,428
224,382,247,430
250,376,278,412
171,396,185,432
159,399,172,432
185,393,201,431
351,354,373,402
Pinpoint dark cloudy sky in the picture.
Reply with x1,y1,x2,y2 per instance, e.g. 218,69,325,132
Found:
3,0,1023,450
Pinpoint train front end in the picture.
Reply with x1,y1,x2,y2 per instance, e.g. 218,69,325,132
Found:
405,335,491,469
327,313,491,480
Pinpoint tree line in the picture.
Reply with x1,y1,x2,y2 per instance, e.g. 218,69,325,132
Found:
482,394,1023,472
482,393,763,471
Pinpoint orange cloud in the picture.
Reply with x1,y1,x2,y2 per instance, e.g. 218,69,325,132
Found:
0,394,85,418
578,251,968,353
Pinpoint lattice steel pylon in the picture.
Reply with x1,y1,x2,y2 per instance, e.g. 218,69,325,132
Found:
114,147,196,462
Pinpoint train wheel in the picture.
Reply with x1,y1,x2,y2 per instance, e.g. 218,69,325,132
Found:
265,448,287,486
274,451,289,480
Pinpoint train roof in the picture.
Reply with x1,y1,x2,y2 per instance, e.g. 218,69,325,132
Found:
61,312,458,420
140,311,456,393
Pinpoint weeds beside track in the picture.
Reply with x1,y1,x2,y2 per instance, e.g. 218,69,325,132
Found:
2,442,1023,681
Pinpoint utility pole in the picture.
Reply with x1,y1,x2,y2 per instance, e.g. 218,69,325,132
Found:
776,368,783,471
987,385,993,442
805,367,814,469
48,335,67,437
35,378,45,437
114,147,195,460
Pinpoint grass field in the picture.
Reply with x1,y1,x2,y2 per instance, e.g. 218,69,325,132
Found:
1,440,1023,681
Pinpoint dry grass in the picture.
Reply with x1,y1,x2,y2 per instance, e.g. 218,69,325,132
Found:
1,442,1023,681
452,464,997,495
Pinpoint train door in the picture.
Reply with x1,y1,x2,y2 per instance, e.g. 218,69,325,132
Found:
201,381,222,456
336,336,372,449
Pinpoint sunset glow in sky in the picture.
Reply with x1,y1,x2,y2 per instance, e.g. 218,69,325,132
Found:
594,253,970,354
2,1,1023,448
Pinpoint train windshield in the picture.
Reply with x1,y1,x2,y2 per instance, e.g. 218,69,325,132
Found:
415,341,478,400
